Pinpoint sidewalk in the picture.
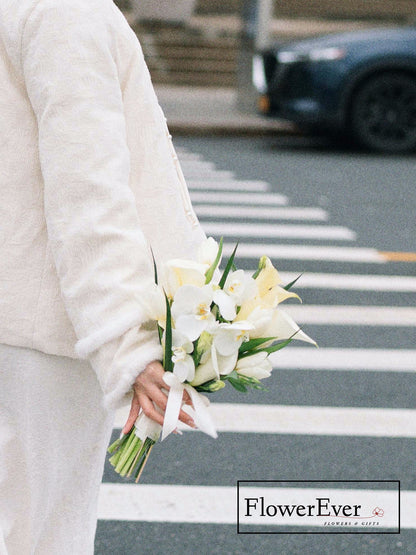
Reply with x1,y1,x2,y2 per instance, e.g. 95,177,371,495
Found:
132,13,391,136
155,85,299,136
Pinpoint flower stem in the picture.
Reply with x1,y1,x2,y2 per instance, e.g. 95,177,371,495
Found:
114,431,140,474
118,436,143,477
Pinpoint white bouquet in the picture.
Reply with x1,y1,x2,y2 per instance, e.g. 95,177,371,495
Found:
108,238,315,481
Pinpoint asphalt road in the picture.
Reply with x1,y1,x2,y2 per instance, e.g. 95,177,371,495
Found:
95,135,416,554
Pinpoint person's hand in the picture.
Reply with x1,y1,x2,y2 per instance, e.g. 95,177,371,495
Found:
122,360,196,434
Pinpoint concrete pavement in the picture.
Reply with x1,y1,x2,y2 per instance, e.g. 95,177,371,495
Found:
154,85,299,136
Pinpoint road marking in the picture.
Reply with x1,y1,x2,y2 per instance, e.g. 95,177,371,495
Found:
284,305,416,326
380,251,416,262
180,160,216,171
190,191,288,206
269,347,416,372
223,242,386,263
203,222,356,241
183,168,235,180
114,403,416,438
176,152,204,162
187,180,269,192
278,271,416,291
98,484,415,528
195,205,328,221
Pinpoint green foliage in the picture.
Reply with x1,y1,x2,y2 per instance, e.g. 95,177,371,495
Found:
222,370,268,392
219,242,239,289
284,273,303,291
205,237,223,283
239,337,276,356
163,293,173,373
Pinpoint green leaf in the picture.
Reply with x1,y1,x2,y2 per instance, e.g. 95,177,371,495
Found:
239,337,276,355
158,324,163,344
205,237,223,284
228,378,247,392
150,247,158,285
163,293,173,373
251,337,293,355
284,273,303,291
195,379,224,393
219,242,239,289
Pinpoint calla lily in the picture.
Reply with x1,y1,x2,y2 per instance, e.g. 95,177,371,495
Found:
236,351,273,380
260,309,316,345
256,256,300,306
197,237,221,267
195,330,213,364
189,354,218,386
163,259,208,298
236,257,300,321
171,284,215,341
244,306,275,338
190,347,238,386
171,330,195,382
141,283,166,327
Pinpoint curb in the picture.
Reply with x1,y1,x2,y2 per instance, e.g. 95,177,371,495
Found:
167,120,302,136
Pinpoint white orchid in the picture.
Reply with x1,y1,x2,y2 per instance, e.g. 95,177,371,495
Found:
109,241,316,484
212,321,254,356
171,330,195,382
213,270,258,320
171,284,215,341
190,320,253,385
236,351,272,380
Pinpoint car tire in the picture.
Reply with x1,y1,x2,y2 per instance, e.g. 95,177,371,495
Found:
349,72,416,153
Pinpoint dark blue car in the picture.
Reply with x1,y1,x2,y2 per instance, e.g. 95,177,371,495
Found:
254,26,416,152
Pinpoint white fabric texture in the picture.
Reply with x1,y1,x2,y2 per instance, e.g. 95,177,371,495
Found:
0,342,115,555
0,0,205,408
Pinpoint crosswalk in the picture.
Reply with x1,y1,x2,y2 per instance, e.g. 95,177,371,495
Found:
98,145,416,545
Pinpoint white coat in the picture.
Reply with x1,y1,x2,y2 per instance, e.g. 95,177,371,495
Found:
0,0,206,408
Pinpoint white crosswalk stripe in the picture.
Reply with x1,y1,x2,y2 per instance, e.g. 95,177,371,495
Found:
98,484,415,529
190,191,289,205
270,347,416,372
182,168,235,180
188,180,269,191
114,403,416,437
284,305,416,326
278,272,416,291
202,222,356,241
223,242,386,262
100,145,416,542
195,204,329,221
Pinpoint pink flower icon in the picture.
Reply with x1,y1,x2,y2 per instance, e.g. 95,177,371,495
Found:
373,507,384,517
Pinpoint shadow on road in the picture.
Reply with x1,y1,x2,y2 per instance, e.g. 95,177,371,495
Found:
265,133,416,158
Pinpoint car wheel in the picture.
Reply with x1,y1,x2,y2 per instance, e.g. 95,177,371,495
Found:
349,72,416,153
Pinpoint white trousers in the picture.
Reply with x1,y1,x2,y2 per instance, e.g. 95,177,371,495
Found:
0,343,115,555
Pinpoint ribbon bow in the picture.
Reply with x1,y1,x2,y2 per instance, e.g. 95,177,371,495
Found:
162,372,218,441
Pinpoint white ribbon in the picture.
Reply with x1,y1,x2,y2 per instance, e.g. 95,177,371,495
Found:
162,372,218,441
134,411,162,442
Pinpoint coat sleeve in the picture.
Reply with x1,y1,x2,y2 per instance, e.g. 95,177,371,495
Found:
21,0,163,408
